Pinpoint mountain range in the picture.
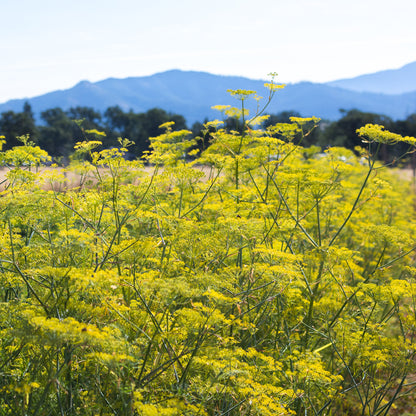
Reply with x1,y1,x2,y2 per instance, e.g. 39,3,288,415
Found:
1,62,416,125
327,61,416,94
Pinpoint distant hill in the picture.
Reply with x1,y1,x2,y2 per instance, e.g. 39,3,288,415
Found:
326,61,416,94
1,69,416,125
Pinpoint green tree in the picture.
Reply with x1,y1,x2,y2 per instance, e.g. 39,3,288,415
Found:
320,109,393,156
66,107,102,129
391,113,416,169
104,107,188,157
104,106,146,155
260,111,322,147
264,110,302,125
191,118,214,153
37,108,81,159
0,102,38,149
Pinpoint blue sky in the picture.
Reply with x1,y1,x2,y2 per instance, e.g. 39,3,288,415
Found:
1,0,416,102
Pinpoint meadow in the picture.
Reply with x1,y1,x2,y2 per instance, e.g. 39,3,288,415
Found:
1,83,416,415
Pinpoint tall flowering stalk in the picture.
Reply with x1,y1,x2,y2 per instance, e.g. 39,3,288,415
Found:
0,80,415,415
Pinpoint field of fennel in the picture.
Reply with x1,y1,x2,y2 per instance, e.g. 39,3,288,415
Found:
1,79,416,416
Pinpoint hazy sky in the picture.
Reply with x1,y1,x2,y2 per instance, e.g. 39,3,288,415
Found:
1,0,415,102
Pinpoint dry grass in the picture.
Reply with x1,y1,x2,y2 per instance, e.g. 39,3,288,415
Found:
0,164,216,191
394,168,415,181
1,165,412,194
0,166,94,191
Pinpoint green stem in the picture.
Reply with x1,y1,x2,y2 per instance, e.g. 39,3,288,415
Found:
302,259,325,352
316,198,321,246
329,143,381,247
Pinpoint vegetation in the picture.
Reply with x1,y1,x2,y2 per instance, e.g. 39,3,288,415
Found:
0,105,187,161
2,100,416,166
1,79,416,415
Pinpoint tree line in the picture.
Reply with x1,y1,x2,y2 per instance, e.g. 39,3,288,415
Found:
1,102,416,165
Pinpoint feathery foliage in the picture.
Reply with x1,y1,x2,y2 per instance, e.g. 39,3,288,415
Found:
0,80,416,415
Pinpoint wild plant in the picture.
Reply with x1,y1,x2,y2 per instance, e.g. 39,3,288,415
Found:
0,79,416,416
